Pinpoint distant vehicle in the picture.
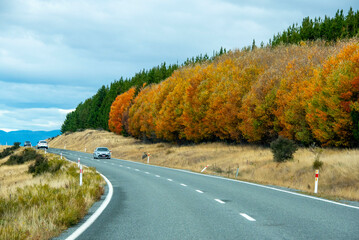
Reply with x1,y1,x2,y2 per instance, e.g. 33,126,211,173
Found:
37,140,48,149
24,141,32,147
93,147,111,159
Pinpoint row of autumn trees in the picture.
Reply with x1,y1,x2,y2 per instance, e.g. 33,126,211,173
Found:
109,39,359,147
270,8,359,46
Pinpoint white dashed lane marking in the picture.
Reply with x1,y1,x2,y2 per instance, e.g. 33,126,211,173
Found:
180,183,187,187
145,172,150,174
155,175,160,177
196,190,204,193
214,199,225,204
167,179,173,182
240,213,256,222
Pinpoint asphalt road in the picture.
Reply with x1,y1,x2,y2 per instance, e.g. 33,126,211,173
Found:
48,148,359,240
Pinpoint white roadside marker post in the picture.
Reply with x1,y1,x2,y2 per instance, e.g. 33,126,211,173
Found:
201,165,209,173
147,153,150,164
314,170,319,193
64,144,66,149
79,165,83,186
85,147,86,153
235,168,239,179
78,158,80,167
60,153,62,159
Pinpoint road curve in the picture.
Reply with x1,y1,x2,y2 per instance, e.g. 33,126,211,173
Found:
48,148,359,240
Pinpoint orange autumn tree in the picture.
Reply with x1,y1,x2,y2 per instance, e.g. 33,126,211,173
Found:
273,43,335,144
181,64,215,142
108,87,136,134
155,70,190,142
238,47,292,143
127,84,159,139
306,42,359,146
202,58,261,141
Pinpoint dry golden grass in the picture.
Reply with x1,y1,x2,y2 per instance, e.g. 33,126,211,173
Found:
49,129,359,201
0,148,105,239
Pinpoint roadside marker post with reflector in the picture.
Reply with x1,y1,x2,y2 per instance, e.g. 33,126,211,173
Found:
201,165,209,173
85,147,86,152
60,153,62,159
147,153,150,164
314,170,319,193
79,165,83,186
78,158,80,167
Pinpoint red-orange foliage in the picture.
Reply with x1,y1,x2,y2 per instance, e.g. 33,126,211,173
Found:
109,39,359,146
108,88,135,134
306,43,359,146
128,84,159,139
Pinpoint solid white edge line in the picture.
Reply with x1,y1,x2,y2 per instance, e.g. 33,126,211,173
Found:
240,213,256,222
66,173,113,240
215,199,225,204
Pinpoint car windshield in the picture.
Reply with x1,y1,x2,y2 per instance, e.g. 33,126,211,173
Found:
97,148,109,151
40,141,47,143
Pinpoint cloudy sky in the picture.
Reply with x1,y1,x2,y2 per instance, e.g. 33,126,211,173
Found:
0,0,357,132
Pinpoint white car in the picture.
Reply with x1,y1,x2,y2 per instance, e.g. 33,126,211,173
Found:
37,140,48,149
93,147,111,159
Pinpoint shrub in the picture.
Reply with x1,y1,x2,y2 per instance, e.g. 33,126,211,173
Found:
313,158,324,170
28,155,49,176
310,144,324,170
270,136,298,162
4,148,40,165
0,142,21,159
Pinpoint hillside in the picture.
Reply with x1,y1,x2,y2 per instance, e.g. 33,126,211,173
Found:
48,129,359,201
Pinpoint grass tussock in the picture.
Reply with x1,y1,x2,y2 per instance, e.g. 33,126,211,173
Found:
49,129,359,201
0,148,105,240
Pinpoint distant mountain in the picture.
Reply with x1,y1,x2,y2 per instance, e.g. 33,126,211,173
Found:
0,130,61,146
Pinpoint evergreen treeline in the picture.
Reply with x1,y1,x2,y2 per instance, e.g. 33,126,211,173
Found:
270,8,359,46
